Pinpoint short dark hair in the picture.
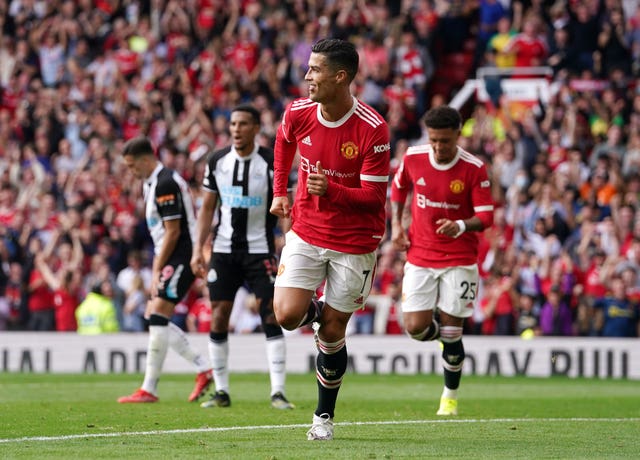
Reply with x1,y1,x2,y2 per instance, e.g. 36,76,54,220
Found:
423,106,462,130
232,104,261,125
122,136,154,158
311,38,359,82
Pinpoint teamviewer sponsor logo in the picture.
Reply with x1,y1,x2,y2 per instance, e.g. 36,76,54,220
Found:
300,156,357,178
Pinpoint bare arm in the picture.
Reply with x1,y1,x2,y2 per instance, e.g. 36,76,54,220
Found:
222,0,240,41
34,254,61,291
390,200,409,252
190,190,218,278
69,229,84,270
42,229,61,260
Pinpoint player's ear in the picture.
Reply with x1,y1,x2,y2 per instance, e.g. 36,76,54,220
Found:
334,69,348,85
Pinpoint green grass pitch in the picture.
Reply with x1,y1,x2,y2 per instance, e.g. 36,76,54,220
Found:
0,372,638,459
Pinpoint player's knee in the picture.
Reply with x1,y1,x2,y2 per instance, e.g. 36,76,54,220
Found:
273,306,300,331
407,320,439,342
403,312,434,337
402,317,421,336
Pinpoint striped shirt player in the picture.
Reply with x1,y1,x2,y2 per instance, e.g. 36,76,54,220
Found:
390,105,494,419
143,164,198,299
191,105,293,411
118,136,212,405
202,145,277,255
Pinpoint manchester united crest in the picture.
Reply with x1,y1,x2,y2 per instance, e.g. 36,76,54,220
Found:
340,141,359,160
450,179,464,194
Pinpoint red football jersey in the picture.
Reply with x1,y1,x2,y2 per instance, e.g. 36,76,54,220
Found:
391,144,494,268
53,289,79,332
274,97,390,254
188,298,211,333
510,35,548,67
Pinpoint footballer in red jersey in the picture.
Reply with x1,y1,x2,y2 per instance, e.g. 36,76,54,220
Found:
270,38,389,441
273,99,389,254
391,105,494,418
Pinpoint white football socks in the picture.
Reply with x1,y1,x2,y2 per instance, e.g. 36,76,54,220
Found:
266,336,286,396
208,338,230,393
141,324,170,395
168,322,210,373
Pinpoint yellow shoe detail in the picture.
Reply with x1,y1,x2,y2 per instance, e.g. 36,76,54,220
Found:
436,396,458,416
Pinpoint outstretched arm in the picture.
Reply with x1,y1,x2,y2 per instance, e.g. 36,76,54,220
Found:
34,254,61,291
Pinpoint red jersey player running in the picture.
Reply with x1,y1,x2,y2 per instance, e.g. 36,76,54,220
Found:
390,105,494,416
270,38,390,440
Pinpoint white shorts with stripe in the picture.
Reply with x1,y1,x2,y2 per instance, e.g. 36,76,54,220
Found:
275,231,377,314
401,261,478,318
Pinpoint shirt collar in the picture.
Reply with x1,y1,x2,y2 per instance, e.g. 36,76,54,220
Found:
230,143,259,161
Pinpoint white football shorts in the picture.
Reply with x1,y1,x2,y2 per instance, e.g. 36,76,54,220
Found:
275,231,377,313
401,261,478,318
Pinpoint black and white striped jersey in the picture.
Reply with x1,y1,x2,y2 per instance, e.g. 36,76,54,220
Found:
143,163,197,256
202,144,277,255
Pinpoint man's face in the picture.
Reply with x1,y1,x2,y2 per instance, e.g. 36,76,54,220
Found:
427,127,460,164
229,110,259,154
305,52,339,104
123,154,148,179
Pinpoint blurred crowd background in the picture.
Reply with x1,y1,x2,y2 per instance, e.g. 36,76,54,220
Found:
0,0,639,338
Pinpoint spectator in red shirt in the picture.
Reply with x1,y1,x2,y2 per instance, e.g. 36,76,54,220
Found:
33,227,84,331
25,236,55,331
482,268,517,335
579,243,609,307
0,183,18,227
113,37,140,80
35,257,81,331
226,26,260,81
394,30,432,116
358,32,390,82
384,281,404,335
504,15,549,68
187,292,212,333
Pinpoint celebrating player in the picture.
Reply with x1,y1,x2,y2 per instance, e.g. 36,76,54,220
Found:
270,38,390,440
390,106,494,416
190,104,294,410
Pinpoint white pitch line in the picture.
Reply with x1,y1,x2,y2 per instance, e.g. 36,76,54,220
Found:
1,418,639,444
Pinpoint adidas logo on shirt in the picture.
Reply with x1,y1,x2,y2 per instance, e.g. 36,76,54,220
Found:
302,136,312,146
417,177,426,186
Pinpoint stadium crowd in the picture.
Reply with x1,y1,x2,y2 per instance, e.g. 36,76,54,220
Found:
0,0,639,338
